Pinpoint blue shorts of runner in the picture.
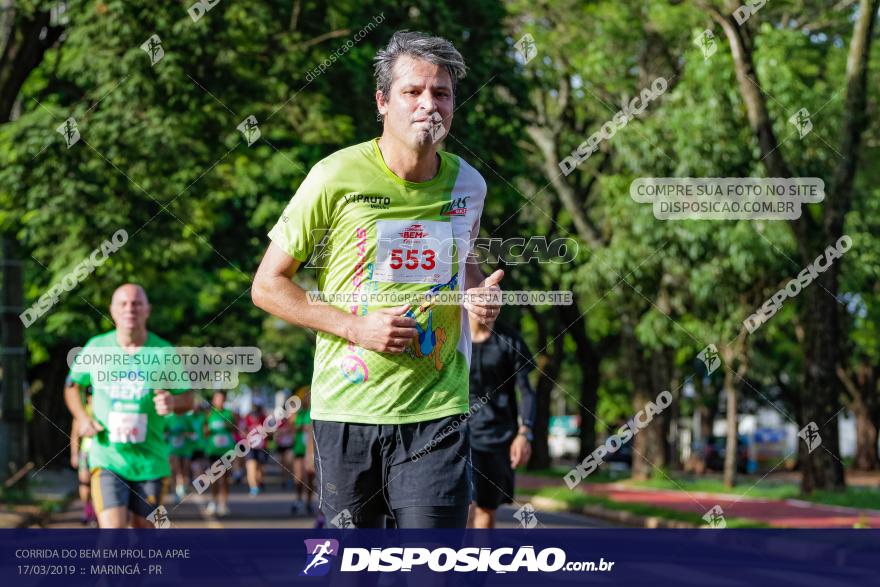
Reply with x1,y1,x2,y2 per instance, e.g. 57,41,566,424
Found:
470,446,515,510
246,448,269,463
313,415,471,528
90,468,167,518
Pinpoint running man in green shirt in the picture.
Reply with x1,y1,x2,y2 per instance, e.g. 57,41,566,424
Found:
290,387,314,515
204,390,236,517
64,284,194,529
252,31,503,528
165,411,192,504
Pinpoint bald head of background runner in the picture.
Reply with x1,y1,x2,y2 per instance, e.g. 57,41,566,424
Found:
109,283,150,338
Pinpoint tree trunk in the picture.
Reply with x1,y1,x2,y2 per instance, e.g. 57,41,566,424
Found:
561,301,600,461
722,366,738,488
622,314,652,480
28,347,72,466
0,237,27,482
800,275,846,492
527,305,565,470
838,364,879,472
700,379,719,445
799,0,879,494
852,399,879,472
0,1,65,484
648,348,672,469
708,0,879,492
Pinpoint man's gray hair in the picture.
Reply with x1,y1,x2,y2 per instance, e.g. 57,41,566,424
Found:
374,31,467,101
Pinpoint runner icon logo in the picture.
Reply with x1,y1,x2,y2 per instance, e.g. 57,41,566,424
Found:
798,421,822,454
427,112,447,143
330,509,355,529
301,539,340,577
237,115,261,146
56,118,80,149
694,29,717,60
514,503,539,528
147,506,171,529
697,344,721,375
789,108,813,139
702,505,726,529
140,34,164,66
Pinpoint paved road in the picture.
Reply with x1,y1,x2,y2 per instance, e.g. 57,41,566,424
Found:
48,462,615,529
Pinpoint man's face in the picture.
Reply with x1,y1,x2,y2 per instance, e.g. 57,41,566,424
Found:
377,55,454,151
109,285,150,332
212,392,225,409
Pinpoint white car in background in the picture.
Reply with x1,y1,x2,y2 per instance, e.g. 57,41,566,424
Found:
548,415,580,460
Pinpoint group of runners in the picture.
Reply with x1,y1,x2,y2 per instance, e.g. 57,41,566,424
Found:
67,313,316,528
64,31,538,529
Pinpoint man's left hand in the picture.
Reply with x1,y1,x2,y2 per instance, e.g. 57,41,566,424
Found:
465,269,504,326
510,434,532,468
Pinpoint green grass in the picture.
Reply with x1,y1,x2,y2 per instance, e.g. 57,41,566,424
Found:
0,483,72,514
518,487,769,528
805,488,880,511
0,486,34,506
523,467,623,483
628,475,880,511
630,476,799,500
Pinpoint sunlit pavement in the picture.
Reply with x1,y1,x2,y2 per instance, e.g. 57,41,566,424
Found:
46,462,615,529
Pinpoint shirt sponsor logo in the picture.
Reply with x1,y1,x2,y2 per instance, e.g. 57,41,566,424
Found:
343,193,391,209
440,196,468,216
399,223,427,240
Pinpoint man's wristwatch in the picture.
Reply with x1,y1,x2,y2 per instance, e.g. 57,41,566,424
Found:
517,427,534,442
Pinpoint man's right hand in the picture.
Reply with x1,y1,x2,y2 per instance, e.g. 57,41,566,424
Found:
350,305,419,353
77,417,104,438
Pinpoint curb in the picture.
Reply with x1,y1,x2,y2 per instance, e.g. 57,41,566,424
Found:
0,483,79,528
0,510,41,529
784,498,880,516
524,495,698,529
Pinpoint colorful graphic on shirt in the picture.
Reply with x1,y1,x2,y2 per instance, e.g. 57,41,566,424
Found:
404,272,459,371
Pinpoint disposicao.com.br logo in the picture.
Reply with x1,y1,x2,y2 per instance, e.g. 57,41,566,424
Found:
299,539,614,575
301,539,339,577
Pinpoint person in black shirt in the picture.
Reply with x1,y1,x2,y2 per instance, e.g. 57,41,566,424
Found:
466,317,537,528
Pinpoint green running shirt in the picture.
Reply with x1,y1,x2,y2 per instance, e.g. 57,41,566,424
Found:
67,330,189,481
205,408,236,455
268,139,487,424
165,412,192,457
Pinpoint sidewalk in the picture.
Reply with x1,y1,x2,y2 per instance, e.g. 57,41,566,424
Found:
518,474,880,528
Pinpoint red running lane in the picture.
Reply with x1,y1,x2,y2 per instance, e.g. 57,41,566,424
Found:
518,475,880,528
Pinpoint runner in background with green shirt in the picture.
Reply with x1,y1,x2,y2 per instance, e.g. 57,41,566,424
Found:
64,284,194,529
165,411,192,503
252,31,503,528
187,403,209,493
204,390,235,517
290,386,314,516
274,394,297,491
